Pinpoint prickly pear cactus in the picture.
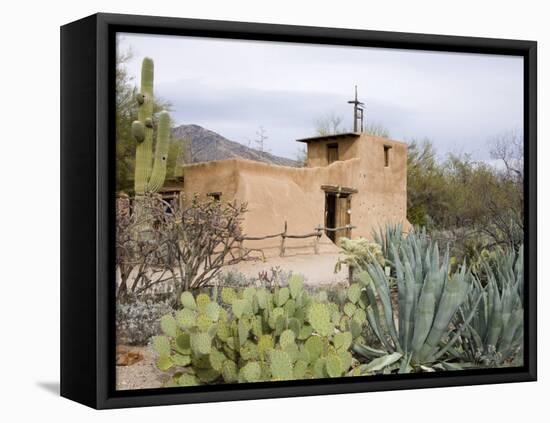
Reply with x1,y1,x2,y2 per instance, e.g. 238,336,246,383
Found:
152,275,364,387
132,57,171,195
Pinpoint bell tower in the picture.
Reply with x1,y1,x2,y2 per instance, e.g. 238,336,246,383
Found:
347,85,365,132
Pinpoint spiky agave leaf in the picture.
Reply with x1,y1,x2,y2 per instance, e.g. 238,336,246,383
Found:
359,352,403,374
455,246,524,365
365,261,401,352
354,231,482,368
416,267,470,363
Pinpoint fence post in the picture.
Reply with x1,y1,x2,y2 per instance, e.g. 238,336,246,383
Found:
313,225,321,254
280,221,287,257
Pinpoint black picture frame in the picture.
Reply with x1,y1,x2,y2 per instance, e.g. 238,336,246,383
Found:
60,12,537,409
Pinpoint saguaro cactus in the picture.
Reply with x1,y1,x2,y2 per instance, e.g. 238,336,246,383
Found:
132,57,170,195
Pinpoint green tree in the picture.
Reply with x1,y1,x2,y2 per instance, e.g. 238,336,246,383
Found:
115,45,136,193
406,135,524,254
406,139,448,227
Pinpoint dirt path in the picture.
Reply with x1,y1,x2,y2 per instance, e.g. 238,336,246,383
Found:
222,252,348,286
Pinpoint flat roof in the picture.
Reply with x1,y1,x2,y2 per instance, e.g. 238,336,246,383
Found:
296,132,361,143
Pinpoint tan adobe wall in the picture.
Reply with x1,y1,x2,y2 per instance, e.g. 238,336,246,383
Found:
179,159,359,256
306,137,359,167
352,134,409,238
178,134,410,257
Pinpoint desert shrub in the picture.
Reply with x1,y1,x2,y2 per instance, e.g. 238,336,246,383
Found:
116,194,175,302
214,270,255,288
407,136,524,250
214,266,294,290
257,266,294,288
152,275,365,386
116,193,249,304
116,297,173,345
165,195,248,294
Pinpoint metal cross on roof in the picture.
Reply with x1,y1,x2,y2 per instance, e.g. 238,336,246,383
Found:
347,85,365,132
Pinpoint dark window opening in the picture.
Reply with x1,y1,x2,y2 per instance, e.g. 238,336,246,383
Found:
384,145,392,167
208,192,222,201
327,143,339,164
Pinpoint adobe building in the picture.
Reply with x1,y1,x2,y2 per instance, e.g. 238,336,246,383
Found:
166,130,410,258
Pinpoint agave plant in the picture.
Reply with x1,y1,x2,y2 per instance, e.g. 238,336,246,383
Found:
491,245,524,301
454,246,524,366
352,233,482,373
372,223,405,265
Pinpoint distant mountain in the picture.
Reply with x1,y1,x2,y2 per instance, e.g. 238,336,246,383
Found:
171,124,299,167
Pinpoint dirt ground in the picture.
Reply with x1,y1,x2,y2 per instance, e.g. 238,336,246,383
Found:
116,346,167,390
222,251,348,286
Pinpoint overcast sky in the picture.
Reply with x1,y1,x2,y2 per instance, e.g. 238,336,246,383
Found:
118,33,523,161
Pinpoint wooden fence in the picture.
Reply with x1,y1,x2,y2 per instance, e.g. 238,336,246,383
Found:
236,221,356,258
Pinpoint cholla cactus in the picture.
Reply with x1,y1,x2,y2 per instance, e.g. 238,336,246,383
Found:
335,237,385,282
132,57,170,195
152,274,361,386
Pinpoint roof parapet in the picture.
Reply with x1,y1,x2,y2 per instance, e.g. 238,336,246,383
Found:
296,132,361,143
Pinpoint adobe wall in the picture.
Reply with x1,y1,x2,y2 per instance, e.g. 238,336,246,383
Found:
179,134,410,257
306,137,359,167
352,134,410,237
179,159,358,256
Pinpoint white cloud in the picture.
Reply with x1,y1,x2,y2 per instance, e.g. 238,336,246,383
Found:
118,33,523,160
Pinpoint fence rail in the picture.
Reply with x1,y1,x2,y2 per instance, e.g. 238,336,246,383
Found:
236,221,356,257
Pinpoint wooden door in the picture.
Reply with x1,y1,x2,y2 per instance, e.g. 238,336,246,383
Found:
334,195,351,245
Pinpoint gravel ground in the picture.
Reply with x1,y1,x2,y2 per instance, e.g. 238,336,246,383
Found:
116,345,168,391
